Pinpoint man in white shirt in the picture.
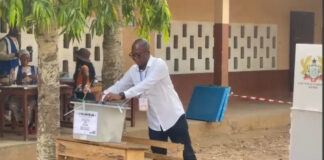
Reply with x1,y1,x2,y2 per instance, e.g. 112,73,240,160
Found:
102,39,197,160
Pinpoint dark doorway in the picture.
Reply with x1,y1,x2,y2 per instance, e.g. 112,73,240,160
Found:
289,11,314,92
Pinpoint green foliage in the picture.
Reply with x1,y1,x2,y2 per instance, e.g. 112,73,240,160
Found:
0,0,24,29
29,0,55,34
122,0,171,42
89,0,120,37
57,0,88,41
0,0,171,42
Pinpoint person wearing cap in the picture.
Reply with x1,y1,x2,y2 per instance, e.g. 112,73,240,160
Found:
0,27,20,85
6,49,38,133
73,48,96,100
101,39,197,160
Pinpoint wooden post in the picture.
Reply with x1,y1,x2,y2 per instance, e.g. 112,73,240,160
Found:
213,0,230,86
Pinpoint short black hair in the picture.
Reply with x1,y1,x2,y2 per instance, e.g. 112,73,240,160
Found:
133,38,150,52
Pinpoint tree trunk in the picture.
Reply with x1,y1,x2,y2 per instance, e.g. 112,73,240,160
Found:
102,25,124,89
36,24,60,160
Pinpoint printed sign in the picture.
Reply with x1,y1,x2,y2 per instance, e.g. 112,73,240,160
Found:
73,110,98,136
293,44,322,112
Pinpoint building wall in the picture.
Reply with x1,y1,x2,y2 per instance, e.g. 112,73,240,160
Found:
0,0,320,106
230,0,322,70
168,0,215,22
165,0,322,71
229,0,322,98
146,0,321,105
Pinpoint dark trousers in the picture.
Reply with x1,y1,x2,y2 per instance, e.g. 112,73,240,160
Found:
148,114,197,160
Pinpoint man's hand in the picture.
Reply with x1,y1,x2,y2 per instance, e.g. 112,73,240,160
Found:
103,93,122,101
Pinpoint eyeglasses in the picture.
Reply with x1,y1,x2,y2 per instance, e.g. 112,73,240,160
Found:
129,53,142,59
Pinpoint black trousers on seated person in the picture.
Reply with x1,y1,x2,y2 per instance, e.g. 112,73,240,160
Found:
148,114,197,160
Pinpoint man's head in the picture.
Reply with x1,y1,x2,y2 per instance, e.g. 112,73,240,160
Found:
18,50,30,66
130,39,150,69
7,26,19,38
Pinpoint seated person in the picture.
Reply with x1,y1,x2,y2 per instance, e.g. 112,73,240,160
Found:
73,48,96,101
7,50,38,133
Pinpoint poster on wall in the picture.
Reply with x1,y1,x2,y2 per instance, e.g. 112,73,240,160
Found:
292,44,322,112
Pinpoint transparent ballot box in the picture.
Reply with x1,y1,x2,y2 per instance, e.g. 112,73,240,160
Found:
71,101,129,143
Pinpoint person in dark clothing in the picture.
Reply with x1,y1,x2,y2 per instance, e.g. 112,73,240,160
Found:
73,48,96,101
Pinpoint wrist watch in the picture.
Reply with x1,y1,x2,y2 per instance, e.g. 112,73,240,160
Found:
119,92,126,100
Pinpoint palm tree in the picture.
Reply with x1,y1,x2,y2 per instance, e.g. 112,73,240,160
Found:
0,0,170,159
93,0,171,88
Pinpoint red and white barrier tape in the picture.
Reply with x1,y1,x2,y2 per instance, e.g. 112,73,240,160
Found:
230,92,292,105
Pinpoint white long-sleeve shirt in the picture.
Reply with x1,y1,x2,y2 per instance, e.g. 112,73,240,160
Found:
103,56,185,131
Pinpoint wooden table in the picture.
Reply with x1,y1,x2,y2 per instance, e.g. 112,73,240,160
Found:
55,136,147,160
0,84,73,140
59,85,74,128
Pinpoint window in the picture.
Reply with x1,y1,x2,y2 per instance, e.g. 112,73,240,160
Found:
182,24,187,37
247,57,251,69
73,47,79,61
205,36,209,48
253,47,257,58
198,47,202,59
86,33,91,48
247,36,251,48
205,58,210,70
266,47,270,58
272,57,276,68
234,57,238,69
95,46,100,61
166,47,170,60
260,57,263,68
234,36,238,48
63,60,69,73
198,24,202,37
240,25,245,38
156,34,162,49
260,37,264,48
174,59,179,71
173,35,178,49
63,34,69,48
266,26,271,39
254,26,258,38
190,58,195,71
272,37,276,48
240,47,244,59
190,36,194,48
182,47,187,60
